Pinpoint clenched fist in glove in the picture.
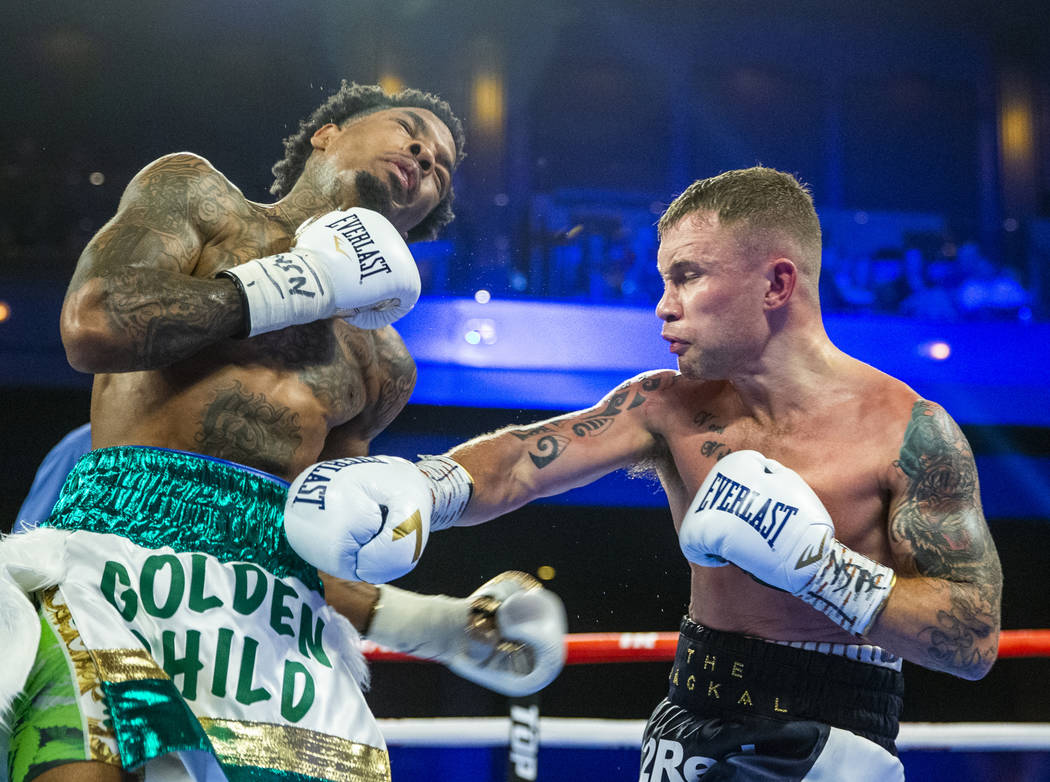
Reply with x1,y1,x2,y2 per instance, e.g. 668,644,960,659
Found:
679,450,896,635
366,572,568,696
283,454,475,584
221,207,421,336
283,456,433,584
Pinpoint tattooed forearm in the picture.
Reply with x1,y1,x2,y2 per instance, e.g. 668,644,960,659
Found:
515,395,626,468
503,372,670,470
97,266,243,368
891,400,1002,676
63,154,252,371
509,423,559,440
922,581,998,672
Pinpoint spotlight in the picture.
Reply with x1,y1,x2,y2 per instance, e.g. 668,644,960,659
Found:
918,340,951,360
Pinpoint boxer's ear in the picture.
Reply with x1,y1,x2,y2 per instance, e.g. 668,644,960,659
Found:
310,123,340,151
764,258,796,310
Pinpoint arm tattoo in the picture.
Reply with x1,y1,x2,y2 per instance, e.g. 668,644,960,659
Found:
891,400,1002,674
100,266,242,368
69,155,244,368
508,373,669,469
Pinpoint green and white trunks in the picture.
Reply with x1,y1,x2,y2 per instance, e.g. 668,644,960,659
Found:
1,447,390,782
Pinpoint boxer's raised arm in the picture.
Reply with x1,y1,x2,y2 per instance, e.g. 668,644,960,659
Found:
61,153,245,372
869,400,1003,680
449,372,667,525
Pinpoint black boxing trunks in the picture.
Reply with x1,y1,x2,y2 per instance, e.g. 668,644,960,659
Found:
639,618,906,781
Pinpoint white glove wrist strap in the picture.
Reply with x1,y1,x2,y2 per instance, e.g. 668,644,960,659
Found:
416,455,474,531
799,539,896,636
365,584,466,660
220,251,334,337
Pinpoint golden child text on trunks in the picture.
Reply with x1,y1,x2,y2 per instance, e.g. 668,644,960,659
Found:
100,552,329,722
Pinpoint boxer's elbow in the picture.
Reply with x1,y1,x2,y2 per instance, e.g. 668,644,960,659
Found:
966,629,1001,681
961,582,1002,681
61,280,131,372
956,655,996,681
950,625,1000,681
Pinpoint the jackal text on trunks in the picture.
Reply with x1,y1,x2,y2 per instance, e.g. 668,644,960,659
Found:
692,470,798,550
325,213,393,280
666,619,903,753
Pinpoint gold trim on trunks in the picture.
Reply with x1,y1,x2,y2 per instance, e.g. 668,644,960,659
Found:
90,647,170,683
200,717,391,782
40,586,105,700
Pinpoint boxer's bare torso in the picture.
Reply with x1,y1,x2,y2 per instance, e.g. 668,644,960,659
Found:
69,153,415,481
457,358,972,648
643,364,920,644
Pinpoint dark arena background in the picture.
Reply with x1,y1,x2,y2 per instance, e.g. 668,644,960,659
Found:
2,1,1049,780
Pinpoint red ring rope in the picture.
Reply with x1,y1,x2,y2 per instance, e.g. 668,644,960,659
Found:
362,629,1050,664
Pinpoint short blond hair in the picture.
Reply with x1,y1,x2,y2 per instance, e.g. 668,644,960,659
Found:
659,167,822,281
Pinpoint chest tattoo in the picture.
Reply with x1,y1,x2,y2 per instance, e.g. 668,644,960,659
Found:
693,409,733,460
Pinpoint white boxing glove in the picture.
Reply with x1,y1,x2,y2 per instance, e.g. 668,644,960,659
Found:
366,572,567,696
221,207,421,336
283,456,432,584
680,450,896,635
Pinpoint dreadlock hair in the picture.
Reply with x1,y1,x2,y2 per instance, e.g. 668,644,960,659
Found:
271,81,466,242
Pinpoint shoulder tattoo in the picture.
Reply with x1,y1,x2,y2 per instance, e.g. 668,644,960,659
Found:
892,400,985,577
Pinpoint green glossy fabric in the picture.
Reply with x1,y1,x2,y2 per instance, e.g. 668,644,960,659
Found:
102,677,212,769
44,446,320,591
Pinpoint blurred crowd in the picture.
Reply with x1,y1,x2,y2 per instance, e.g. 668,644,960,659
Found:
0,147,1042,323
820,240,1035,322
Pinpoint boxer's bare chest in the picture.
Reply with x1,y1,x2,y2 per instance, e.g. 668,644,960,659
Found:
657,392,894,550
654,388,900,638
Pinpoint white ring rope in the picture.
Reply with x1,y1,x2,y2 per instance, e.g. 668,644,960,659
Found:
377,718,1050,752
